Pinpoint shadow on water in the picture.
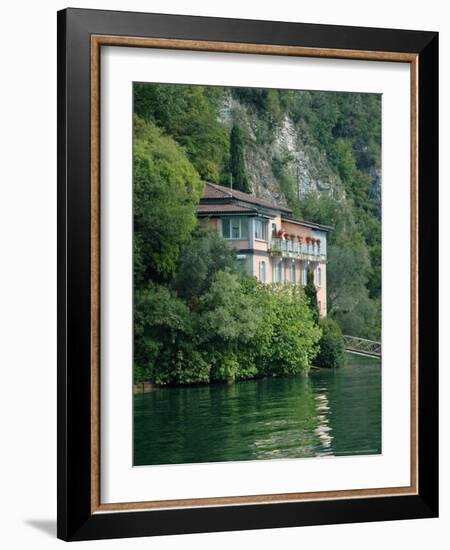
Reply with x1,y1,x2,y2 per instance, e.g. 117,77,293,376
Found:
134,354,381,466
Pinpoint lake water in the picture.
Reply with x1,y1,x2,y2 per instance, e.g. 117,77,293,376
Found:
133,354,381,466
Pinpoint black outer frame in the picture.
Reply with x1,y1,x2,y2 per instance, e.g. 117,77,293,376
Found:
57,8,438,542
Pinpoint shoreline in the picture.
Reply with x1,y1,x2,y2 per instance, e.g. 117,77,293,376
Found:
133,356,381,394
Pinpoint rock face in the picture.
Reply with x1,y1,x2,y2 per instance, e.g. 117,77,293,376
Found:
219,92,346,206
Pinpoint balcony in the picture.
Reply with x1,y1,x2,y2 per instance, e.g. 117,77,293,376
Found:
269,238,326,261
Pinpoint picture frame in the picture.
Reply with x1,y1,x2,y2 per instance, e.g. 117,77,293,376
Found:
57,7,438,541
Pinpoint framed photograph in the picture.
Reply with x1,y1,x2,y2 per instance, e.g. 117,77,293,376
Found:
57,8,438,541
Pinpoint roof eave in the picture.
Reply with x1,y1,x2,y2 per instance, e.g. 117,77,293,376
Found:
281,215,334,232
203,182,292,214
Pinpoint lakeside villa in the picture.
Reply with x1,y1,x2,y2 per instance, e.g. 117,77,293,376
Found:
198,182,332,317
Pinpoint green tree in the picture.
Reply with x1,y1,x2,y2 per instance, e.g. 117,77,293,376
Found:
328,138,356,185
304,269,319,323
133,116,204,283
133,284,202,385
229,124,250,192
334,295,381,341
134,83,228,181
197,271,262,382
327,243,370,316
315,318,346,369
233,279,321,378
251,283,321,376
173,226,236,303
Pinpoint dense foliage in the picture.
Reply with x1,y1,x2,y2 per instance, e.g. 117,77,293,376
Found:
134,83,228,182
229,124,250,192
314,318,346,369
304,269,320,323
134,232,321,385
135,277,321,386
133,116,204,284
247,281,321,377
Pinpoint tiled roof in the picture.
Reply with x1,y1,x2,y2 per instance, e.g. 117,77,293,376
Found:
203,182,292,213
197,203,257,215
202,183,231,199
199,182,333,231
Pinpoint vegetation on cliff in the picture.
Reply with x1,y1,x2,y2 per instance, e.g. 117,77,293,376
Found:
229,124,250,192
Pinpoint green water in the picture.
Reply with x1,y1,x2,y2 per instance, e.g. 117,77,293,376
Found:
133,355,381,466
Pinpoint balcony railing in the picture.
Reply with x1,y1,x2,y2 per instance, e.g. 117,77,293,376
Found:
269,238,326,261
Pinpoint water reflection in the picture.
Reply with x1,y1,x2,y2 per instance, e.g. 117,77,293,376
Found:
314,393,333,453
133,355,381,466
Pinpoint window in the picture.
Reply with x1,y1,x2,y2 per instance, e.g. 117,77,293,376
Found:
222,218,230,238
222,217,248,239
259,261,266,283
301,264,307,285
291,263,296,283
254,219,267,240
317,266,322,287
278,261,284,283
271,222,277,235
273,261,283,283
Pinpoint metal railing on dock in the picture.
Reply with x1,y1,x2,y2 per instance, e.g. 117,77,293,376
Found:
343,335,381,358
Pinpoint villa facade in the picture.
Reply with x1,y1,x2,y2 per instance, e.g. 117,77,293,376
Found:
198,182,332,317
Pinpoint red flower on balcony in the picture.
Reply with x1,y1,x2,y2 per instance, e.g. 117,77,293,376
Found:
305,236,312,244
290,233,295,241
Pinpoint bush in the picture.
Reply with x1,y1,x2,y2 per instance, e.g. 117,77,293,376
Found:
249,283,321,377
315,318,346,369
210,352,240,383
133,284,196,385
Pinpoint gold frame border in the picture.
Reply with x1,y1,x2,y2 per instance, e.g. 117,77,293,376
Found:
90,35,419,514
